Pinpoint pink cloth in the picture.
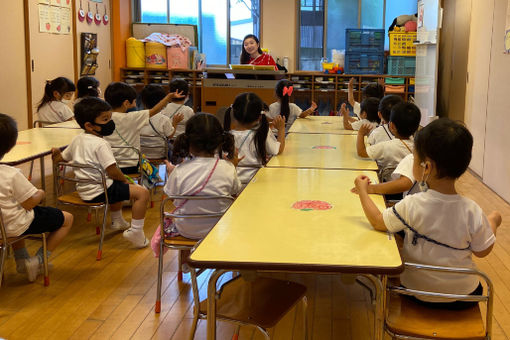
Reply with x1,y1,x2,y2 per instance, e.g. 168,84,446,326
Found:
143,33,192,51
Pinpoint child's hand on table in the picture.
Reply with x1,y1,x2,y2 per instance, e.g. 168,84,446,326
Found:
359,123,373,136
354,175,372,193
273,115,286,132
351,184,374,195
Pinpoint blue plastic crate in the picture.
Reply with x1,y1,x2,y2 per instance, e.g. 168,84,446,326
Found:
344,53,385,75
387,56,416,76
345,28,385,53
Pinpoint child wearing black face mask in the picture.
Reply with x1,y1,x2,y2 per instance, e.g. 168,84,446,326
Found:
51,97,152,248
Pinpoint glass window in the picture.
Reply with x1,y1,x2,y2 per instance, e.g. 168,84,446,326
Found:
230,0,260,65
201,0,227,65
140,0,168,23
299,0,324,71
361,0,383,29
326,0,358,62
169,0,198,26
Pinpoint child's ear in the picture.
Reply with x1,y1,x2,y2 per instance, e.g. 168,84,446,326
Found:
84,121,96,133
53,90,61,100
360,111,367,119
389,121,397,134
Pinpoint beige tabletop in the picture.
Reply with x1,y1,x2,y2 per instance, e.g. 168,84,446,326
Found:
267,133,378,171
43,120,81,129
1,128,82,165
189,167,402,274
289,115,357,135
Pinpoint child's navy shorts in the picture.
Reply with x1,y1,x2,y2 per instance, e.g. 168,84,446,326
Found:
86,181,130,204
21,206,64,235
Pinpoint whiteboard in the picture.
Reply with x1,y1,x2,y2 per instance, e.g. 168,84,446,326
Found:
132,23,197,46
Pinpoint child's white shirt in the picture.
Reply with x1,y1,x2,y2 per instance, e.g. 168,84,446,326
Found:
351,119,378,131
0,165,39,237
161,102,194,136
104,110,149,168
163,157,241,239
37,101,74,123
230,129,281,184
382,190,495,299
140,113,174,159
267,102,302,133
366,138,413,176
391,153,421,196
367,124,394,145
353,101,361,118
62,133,117,201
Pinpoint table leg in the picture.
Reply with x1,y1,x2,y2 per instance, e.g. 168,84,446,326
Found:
360,274,384,340
206,269,227,340
40,156,46,192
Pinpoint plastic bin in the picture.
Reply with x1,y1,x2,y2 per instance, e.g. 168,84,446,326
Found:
389,31,417,56
387,56,416,76
344,53,384,75
346,29,385,53
385,77,405,85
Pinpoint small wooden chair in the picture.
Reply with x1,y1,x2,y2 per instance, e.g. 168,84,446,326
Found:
0,209,50,287
54,162,110,260
188,270,308,340
385,262,493,340
155,195,234,313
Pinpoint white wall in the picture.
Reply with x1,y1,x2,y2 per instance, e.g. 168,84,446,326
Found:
0,1,29,129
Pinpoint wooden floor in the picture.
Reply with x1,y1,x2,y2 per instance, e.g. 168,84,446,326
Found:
1,157,510,340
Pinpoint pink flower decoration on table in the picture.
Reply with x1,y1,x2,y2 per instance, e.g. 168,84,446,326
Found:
312,145,336,149
321,122,333,125
292,200,333,211
16,141,31,145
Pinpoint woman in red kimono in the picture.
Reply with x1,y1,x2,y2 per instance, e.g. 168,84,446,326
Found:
240,34,277,70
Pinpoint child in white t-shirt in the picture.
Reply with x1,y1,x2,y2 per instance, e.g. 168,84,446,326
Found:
0,113,73,282
340,97,380,131
103,82,184,174
36,77,76,123
367,95,402,146
52,97,153,248
224,92,286,185
161,79,195,137
139,85,183,159
347,77,385,119
357,102,421,182
267,79,316,134
163,113,241,240
354,118,502,306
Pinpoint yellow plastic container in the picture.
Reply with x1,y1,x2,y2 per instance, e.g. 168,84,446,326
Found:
145,42,167,69
410,77,415,85
321,62,337,71
126,38,145,68
389,31,417,56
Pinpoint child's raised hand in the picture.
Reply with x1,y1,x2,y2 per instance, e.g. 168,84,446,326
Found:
309,101,317,112
348,77,354,89
339,103,348,117
225,148,245,167
168,90,185,100
354,175,371,193
273,115,286,131
359,123,373,136
172,112,184,126
164,160,176,177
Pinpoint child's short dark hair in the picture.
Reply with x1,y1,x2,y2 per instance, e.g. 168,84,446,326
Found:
77,76,100,98
360,97,381,123
141,84,166,109
169,79,189,100
173,113,235,160
104,82,137,109
363,83,384,99
390,102,421,138
378,95,403,123
74,97,112,129
415,118,473,179
0,113,18,158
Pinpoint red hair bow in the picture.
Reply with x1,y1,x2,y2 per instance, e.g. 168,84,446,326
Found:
283,86,293,97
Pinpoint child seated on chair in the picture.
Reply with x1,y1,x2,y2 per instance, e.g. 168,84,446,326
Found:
0,113,73,282
160,79,195,138
51,97,151,248
163,113,242,240
367,95,403,146
354,118,502,306
139,84,184,160
357,102,421,182
340,97,380,131
347,77,385,120
103,82,184,174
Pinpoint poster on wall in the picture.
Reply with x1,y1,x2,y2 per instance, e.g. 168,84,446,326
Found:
60,7,72,34
505,0,510,53
38,4,51,33
61,0,72,9
50,0,62,6
49,5,62,33
38,0,50,4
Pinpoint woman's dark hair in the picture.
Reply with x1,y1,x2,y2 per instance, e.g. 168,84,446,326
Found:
104,82,137,109
0,113,18,158
74,97,112,130
240,34,263,64
389,102,421,138
224,92,269,165
77,76,100,98
275,79,293,122
378,95,403,122
141,84,166,109
37,77,76,111
173,113,235,160
415,118,473,179
360,97,381,123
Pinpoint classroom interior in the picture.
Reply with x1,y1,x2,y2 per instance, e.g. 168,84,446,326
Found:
1,0,510,339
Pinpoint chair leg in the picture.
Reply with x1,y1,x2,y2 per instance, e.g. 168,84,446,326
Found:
28,160,34,181
302,296,308,340
155,240,164,313
177,250,183,281
87,207,92,222
0,245,7,288
255,326,271,340
231,325,241,340
189,267,201,340
97,205,108,261
42,233,49,286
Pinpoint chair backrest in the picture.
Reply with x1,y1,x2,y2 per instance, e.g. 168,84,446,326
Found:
386,262,493,337
54,162,110,203
140,134,169,160
110,145,143,178
0,209,7,247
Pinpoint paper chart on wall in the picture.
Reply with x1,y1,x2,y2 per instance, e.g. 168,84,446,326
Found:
60,7,71,34
49,5,61,34
50,0,62,6
38,4,51,33
38,0,50,4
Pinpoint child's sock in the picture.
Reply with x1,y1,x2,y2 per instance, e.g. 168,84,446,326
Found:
130,218,145,231
14,247,30,273
111,209,126,223
35,247,51,265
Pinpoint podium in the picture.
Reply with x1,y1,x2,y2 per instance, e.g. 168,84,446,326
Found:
201,68,286,114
